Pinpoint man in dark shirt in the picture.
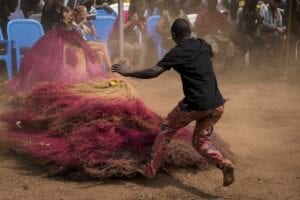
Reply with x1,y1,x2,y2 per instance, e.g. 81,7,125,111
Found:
111,18,234,187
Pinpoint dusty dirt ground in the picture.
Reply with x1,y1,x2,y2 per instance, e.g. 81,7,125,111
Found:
0,65,299,200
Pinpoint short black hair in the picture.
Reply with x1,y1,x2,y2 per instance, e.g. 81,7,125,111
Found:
171,18,191,38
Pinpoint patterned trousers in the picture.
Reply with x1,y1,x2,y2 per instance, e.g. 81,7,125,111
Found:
145,101,232,177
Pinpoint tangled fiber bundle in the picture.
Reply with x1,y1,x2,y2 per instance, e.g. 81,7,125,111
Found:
0,79,211,179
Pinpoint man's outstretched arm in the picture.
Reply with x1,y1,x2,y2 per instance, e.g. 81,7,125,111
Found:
111,64,167,79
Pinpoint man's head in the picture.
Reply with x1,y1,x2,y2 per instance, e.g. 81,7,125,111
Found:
207,0,218,11
171,18,191,44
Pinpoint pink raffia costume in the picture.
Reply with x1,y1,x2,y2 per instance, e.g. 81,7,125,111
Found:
8,26,106,93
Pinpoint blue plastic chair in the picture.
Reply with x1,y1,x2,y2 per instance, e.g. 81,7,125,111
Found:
0,27,13,80
146,15,167,59
7,19,44,71
96,8,117,17
93,16,116,43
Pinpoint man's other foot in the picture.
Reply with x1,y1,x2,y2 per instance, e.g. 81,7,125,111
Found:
219,163,235,187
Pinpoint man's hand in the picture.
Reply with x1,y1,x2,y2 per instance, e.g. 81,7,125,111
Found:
111,64,128,76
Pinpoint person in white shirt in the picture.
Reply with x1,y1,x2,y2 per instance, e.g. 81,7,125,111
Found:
73,5,112,67
259,0,284,33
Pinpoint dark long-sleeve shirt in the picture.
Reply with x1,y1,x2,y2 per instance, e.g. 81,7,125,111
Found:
157,38,225,110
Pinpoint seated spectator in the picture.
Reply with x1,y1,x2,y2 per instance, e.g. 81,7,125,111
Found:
227,0,239,21
78,0,97,18
257,0,271,8
0,0,18,39
157,0,189,50
234,1,246,26
73,5,111,67
124,12,146,45
73,5,96,40
258,0,286,58
259,0,284,33
109,0,148,68
21,0,44,18
41,0,64,32
122,9,147,68
235,0,265,66
194,0,235,67
195,0,232,37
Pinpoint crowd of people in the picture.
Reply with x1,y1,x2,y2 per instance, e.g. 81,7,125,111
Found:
1,0,299,72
